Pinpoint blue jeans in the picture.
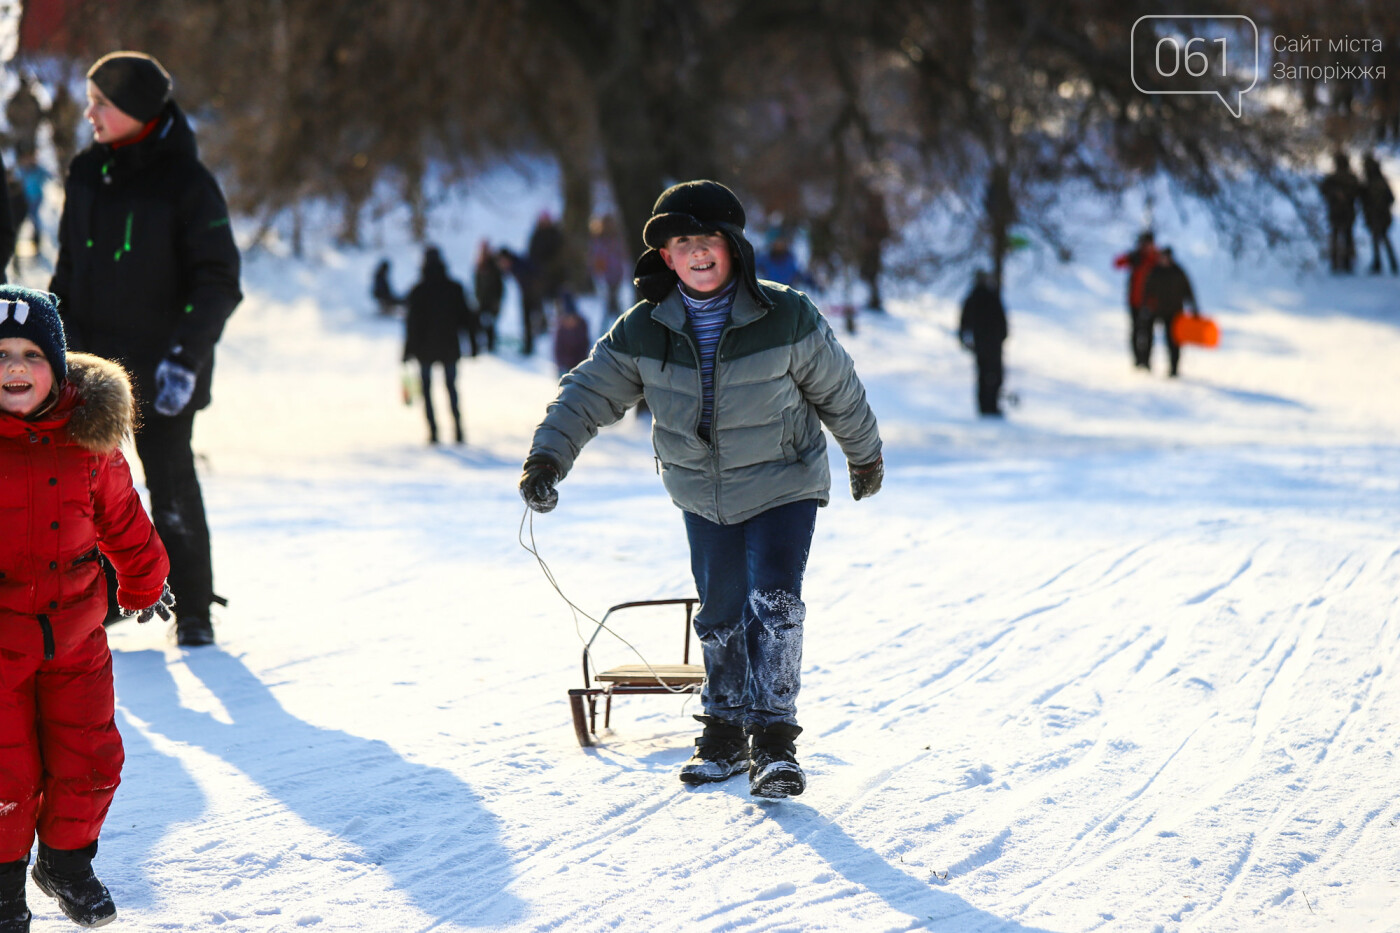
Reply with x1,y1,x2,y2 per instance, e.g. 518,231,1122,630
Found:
683,499,818,729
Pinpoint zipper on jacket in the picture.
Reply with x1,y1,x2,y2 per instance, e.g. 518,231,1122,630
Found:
113,211,134,262
37,614,55,661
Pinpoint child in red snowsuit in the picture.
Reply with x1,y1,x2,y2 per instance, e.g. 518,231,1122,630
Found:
0,285,173,931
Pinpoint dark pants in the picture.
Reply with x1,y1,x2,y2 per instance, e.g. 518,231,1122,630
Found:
1329,218,1356,272
479,305,498,353
129,408,213,621
683,499,818,730
1368,225,1398,273
419,360,461,442
521,296,545,356
1135,309,1181,375
1129,304,1151,366
974,342,1004,414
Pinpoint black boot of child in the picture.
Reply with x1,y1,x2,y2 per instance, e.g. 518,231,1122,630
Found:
31,842,115,928
748,722,806,798
0,857,31,933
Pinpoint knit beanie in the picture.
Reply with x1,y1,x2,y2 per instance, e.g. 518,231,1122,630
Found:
0,286,66,384
87,51,172,123
633,180,771,308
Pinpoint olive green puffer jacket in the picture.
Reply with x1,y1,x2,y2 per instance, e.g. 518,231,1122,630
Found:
528,281,881,524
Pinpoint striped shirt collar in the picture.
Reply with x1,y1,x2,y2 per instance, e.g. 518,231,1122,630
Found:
678,279,738,315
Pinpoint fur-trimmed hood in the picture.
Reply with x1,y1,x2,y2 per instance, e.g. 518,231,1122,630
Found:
62,352,137,453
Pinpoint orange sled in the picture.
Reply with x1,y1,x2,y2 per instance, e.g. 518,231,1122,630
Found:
1172,314,1220,348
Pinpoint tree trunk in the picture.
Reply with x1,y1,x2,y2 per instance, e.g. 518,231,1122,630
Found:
593,0,665,254
559,155,594,294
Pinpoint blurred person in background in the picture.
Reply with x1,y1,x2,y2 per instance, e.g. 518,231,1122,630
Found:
4,75,43,157
0,151,15,281
551,292,590,376
1141,246,1200,378
958,269,1008,417
1320,151,1361,273
403,246,472,445
588,214,626,320
528,211,566,321
1113,230,1158,370
1360,153,1396,275
371,258,401,316
14,147,50,257
496,247,545,356
473,240,502,353
46,84,81,172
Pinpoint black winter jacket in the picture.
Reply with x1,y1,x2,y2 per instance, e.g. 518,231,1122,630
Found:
404,268,472,364
50,101,242,413
1143,263,1197,318
959,283,1007,348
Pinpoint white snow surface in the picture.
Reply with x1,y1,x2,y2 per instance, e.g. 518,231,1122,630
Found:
21,172,1400,932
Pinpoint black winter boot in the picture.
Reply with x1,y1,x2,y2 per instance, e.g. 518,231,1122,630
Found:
679,715,750,785
748,722,806,798
31,842,115,928
0,857,30,933
176,616,215,647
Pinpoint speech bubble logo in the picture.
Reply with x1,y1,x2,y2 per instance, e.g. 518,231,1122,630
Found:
1131,15,1259,118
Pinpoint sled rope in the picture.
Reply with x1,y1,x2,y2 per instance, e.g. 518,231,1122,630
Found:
519,506,696,696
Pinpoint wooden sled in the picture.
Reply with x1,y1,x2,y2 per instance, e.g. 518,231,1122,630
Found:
1172,313,1220,348
567,598,704,747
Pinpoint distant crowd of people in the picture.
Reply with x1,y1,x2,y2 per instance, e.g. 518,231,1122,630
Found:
377,210,862,443
377,211,624,445
0,73,83,274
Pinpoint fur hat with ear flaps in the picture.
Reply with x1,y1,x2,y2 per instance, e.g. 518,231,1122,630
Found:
632,180,773,308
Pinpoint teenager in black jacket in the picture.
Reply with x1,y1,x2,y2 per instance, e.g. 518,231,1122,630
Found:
404,247,474,445
51,52,242,647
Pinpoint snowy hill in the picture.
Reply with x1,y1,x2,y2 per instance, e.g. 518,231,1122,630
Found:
19,168,1400,932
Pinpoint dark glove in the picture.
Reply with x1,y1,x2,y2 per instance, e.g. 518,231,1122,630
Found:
849,456,883,501
153,358,198,416
520,456,561,513
126,583,176,623
959,330,975,351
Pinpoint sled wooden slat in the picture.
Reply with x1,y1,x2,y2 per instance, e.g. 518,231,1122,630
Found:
567,598,703,747
593,663,705,685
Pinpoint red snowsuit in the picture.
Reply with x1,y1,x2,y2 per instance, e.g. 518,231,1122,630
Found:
0,353,168,862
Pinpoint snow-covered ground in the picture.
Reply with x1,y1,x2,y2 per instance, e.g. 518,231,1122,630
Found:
14,169,1400,932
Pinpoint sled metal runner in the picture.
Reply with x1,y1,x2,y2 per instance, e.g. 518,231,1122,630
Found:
568,598,704,746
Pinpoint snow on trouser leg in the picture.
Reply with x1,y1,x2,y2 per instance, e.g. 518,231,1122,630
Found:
746,587,805,726
685,514,756,724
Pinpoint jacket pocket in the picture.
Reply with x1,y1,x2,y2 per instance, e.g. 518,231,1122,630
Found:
780,409,798,464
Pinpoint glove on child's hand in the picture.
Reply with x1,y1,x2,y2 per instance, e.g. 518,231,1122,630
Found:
154,358,198,416
127,583,176,623
519,457,561,513
849,455,884,501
